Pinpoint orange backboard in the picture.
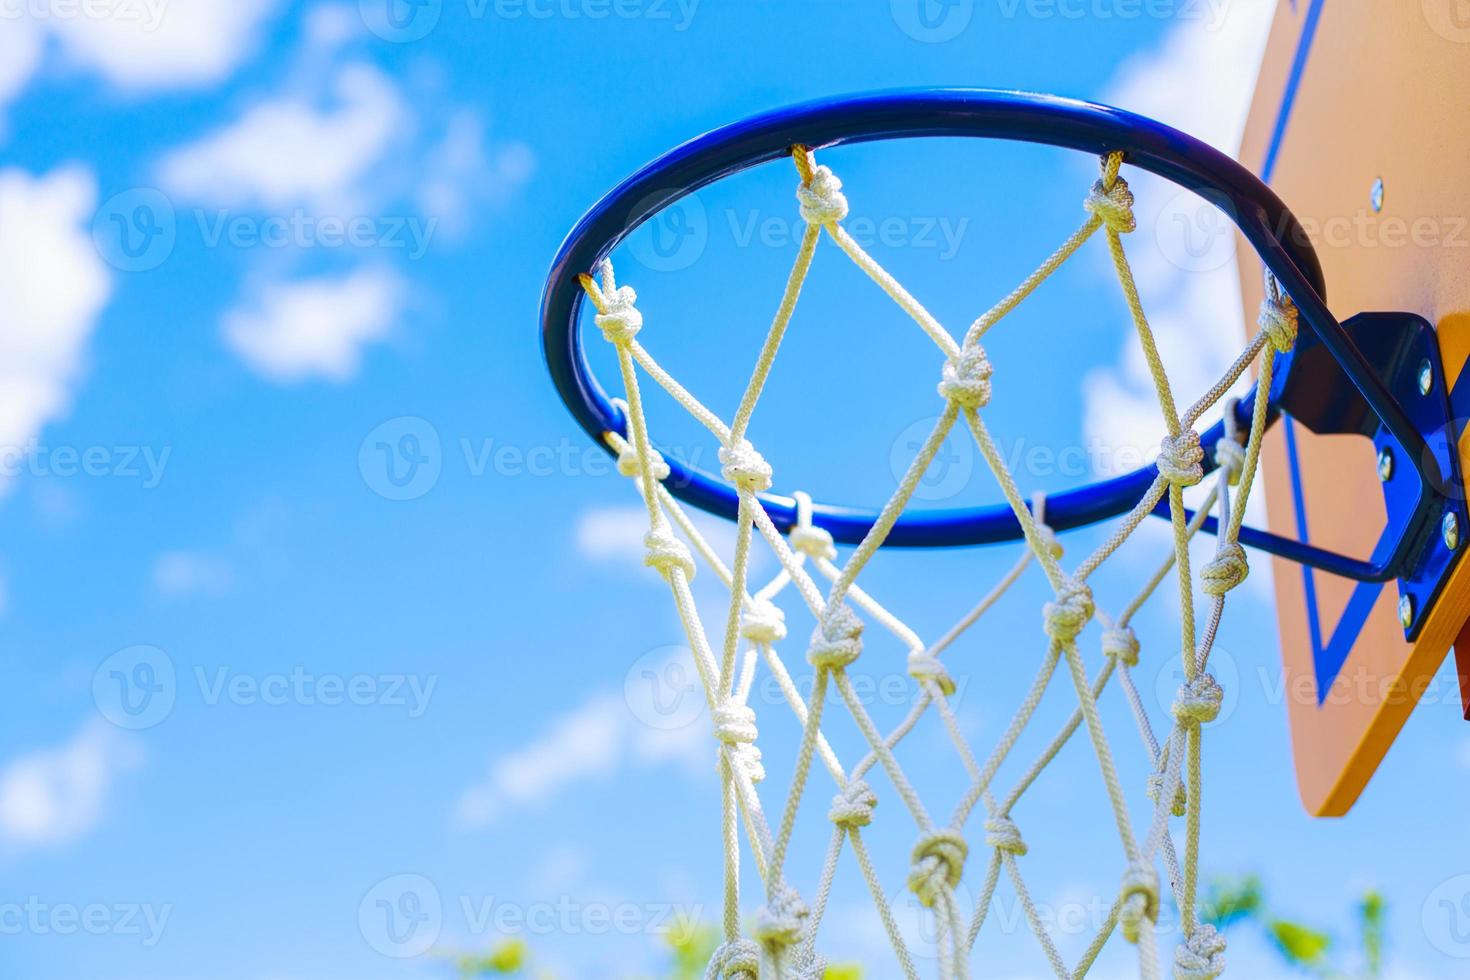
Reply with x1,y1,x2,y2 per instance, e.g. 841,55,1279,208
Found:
1240,0,1470,815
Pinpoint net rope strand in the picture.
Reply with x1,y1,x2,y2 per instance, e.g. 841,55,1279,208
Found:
578,147,1293,980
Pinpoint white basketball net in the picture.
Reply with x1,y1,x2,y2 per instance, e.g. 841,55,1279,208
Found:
577,147,1299,980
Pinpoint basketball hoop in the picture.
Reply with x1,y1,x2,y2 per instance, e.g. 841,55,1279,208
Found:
539,89,1462,979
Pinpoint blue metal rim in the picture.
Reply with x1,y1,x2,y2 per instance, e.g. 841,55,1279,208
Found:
540,87,1447,573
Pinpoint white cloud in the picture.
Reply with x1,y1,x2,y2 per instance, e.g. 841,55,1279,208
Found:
158,62,407,214
576,505,655,565
418,110,535,239
1087,0,1274,443
1085,0,1276,580
152,549,234,598
222,266,403,383
0,719,142,852
46,0,278,91
0,16,43,132
302,2,359,53
153,24,533,382
0,166,111,488
454,688,706,829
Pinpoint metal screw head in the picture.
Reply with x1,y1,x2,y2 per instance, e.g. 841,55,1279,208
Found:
1419,359,1434,396
1377,447,1394,482
1370,177,1385,213
1445,512,1461,551
1398,594,1415,629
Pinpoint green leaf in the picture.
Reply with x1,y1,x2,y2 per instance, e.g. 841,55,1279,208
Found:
1360,890,1386,977
488,938,529,973
665,918,719,980
1201,874,1264,930
1267,918,1332,968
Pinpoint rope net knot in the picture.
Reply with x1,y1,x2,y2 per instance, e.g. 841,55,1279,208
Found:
1036,522,1065,560
740,600,788,644
938,343,994,408
754,883,810,951
1158,430,1205,488
1259,294,1299,353
1102,625,1141,667
908,649,956,696
705,938,761,980
719,440,773,494
644,529,695,581
1173,924,1228,980
1213,434,1246,486
1043,577,1095,644
984,816,1029,856
796,163,850,225
789,523,836,560
1173,673,1225,728
1147,772,1188,818
1200,542,1249,597
828,779,878,829
1085,174,1136,233
618,444,670,481
807,605,864,670
1119,863,1160,944
908,829,968,908
713,701,758,745
588,262,643,344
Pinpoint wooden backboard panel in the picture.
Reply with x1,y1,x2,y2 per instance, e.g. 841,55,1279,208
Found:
1240,0,1470,815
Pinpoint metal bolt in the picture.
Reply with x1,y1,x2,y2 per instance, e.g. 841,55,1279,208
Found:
1418,359,1434,396
1377,447,1394,482
1398,594,1415,629
1446,511,1461,551
1370,177,1385,213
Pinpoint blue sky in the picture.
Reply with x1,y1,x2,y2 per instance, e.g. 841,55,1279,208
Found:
2,1,1470,978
